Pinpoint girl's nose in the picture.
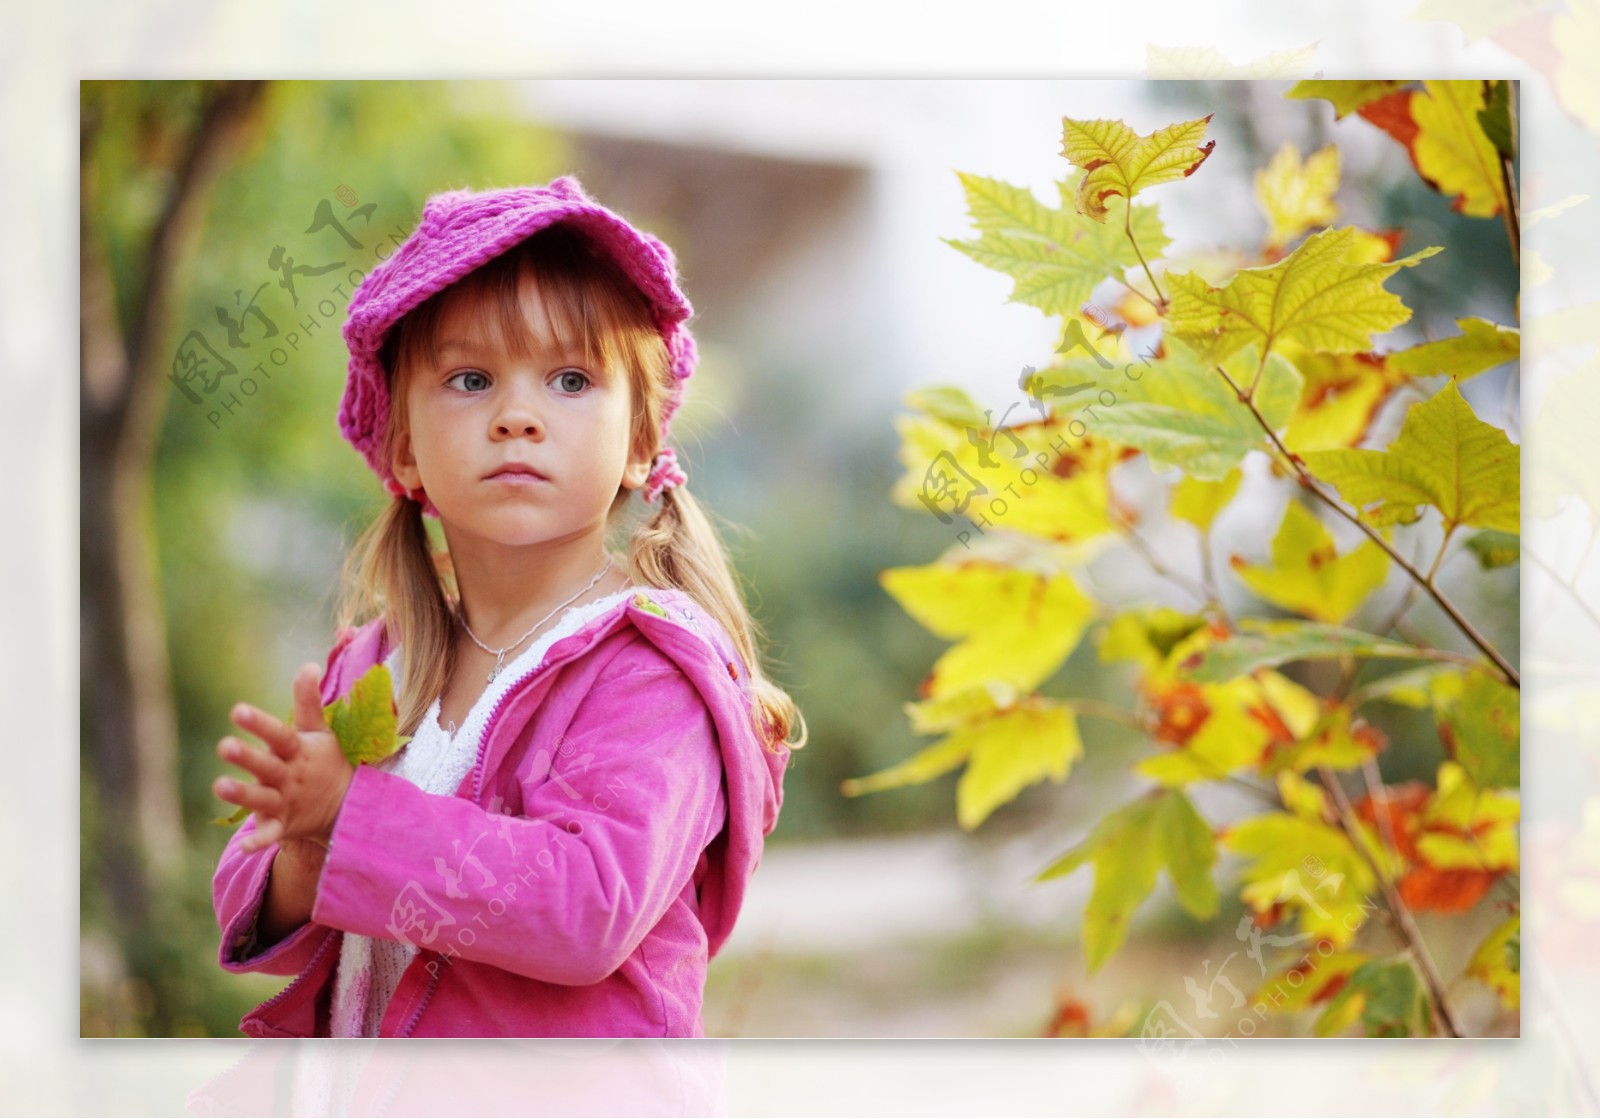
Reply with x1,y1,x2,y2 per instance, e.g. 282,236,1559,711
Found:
492,389,543,439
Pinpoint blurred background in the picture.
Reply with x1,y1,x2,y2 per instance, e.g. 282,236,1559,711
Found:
79,78,1518,1037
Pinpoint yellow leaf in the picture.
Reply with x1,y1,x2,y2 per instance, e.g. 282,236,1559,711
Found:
890,404,1126,544
1255,950,1371,1015
957,702,1083,829
1060,114,1217,221
1417,761,1520,872
1262,704,1388,775
1387,317,1519,383
1229,500,1390,624
1301,378,1520,533
880,562,1095,698
1255,143,1341,249
1170,468,1242,531
1097,606,1208,671
904,681,1018,734
1166,227,1443,366
843,700,1084,832
1282,353,1398,454
1411,80,1510,218
1285,80,1403,119
1465,913,1520,1009
1223,811,1382,947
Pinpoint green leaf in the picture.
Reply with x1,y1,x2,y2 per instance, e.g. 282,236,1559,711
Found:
1440,672,1520,789
1176,618,1440,683
1350,664,1461,709
1301,379,1520,534
1033,338,1301,480
944,170,1170,317
1060,114,1216,221
1285,80,1403,119
1166,226,1443,366
1321,958,1432,1037
1477,80,1515,161
1387,317,1519,382
211,804,249,828
324,662,411,766
1228,500,1390,624
1036,789,1217,971
1465,528,1520,569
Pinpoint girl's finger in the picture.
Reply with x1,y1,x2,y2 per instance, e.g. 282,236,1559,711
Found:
218,737,288,786
232,703,301,761
242,816,285,853
291,662,328,732
213,775,284,818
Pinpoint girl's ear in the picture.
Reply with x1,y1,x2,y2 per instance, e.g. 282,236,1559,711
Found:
390,427,423,492
619,442,654,492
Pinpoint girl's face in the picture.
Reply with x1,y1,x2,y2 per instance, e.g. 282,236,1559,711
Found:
388,279,654,552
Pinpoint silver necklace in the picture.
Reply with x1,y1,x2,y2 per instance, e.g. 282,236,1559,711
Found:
457,556,615,683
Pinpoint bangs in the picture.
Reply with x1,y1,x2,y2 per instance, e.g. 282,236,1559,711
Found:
378,222,675,459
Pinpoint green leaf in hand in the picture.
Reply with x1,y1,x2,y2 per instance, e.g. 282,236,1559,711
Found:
213,663,409,827
324,662,412,766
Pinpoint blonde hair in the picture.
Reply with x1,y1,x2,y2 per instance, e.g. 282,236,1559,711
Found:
335,222,805,754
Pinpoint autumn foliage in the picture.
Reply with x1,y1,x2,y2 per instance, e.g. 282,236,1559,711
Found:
846,81,1520,1038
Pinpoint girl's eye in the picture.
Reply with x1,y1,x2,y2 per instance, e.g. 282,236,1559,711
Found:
446,370,490,392
555,370,591,394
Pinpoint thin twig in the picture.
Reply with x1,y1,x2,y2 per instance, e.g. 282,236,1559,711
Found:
1109,509,1213,607
1065,698,1148,731
1315,764,1462,1037
1125,204,1167,310
1213,362,1519,688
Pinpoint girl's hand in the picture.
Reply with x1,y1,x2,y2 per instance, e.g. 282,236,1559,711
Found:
213,662,357,855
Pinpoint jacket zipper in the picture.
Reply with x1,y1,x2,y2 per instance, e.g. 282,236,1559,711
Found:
247,925,338,1026
396,594,681,1036
396,608,636,1036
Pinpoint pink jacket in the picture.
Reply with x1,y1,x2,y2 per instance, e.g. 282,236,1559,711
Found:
211,587,788,1037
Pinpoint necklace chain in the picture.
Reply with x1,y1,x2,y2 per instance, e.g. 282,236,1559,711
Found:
457,556,615,683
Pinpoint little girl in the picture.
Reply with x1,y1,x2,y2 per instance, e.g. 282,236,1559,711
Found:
209,175,803,1038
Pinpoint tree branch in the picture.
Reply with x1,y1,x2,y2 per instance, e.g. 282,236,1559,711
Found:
1315,764,1462,1037
1214,362,1519,688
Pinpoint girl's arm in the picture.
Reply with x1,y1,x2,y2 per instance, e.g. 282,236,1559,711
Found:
212,817,336,975
309,658,727,986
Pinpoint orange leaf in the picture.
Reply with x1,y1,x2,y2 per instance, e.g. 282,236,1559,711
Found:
1398,865,1495,913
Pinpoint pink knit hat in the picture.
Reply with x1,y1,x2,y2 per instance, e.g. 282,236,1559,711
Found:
338,175,697,509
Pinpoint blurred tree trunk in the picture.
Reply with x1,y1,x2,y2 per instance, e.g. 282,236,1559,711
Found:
80,82,268,988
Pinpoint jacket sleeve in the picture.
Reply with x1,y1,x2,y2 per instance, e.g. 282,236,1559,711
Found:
309,659,726,986
211,816,337,976
209,622,375,975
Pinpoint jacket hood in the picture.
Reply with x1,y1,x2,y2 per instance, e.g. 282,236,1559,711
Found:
320,586,788,959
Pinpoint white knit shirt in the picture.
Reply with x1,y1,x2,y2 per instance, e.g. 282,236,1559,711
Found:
329,586,644,1038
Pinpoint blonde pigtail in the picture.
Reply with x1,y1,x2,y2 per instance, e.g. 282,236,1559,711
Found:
628,483,807,753
335,494,456,739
